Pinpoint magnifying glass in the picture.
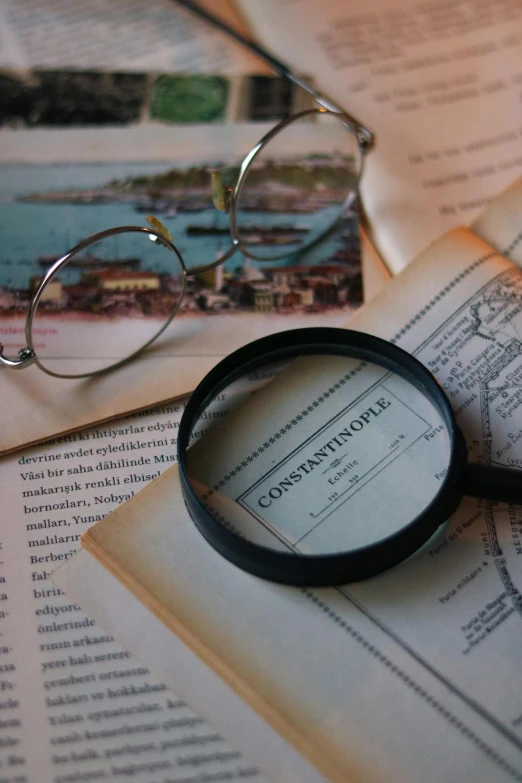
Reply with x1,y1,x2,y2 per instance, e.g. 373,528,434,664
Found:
177,328,522,586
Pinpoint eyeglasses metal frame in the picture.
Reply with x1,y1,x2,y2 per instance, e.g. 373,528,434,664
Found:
0,108,373,378
0,227,186,378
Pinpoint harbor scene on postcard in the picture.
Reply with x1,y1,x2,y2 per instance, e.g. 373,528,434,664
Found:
0,157,362,331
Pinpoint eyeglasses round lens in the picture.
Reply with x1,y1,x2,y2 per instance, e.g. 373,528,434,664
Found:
234,111,362,262
30,228,185,378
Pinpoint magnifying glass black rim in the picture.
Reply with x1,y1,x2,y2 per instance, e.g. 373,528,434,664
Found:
177,327,467,586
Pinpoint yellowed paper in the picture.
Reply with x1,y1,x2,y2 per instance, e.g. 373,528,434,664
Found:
237,0,522,272
0,396,276,782
63,215,522,781
0,0,262,72
473,176,522,266
360,224,391,300
54,548,330,783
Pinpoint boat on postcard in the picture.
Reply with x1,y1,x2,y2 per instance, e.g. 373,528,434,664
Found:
186,222,310,236
38,254,141,269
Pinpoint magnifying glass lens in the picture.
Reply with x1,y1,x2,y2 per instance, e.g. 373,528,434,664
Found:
186,353,452,558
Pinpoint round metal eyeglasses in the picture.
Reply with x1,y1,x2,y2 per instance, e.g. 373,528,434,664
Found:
0,108,374,379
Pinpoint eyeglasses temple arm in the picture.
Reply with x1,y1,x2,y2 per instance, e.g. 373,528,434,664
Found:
170,0,375,150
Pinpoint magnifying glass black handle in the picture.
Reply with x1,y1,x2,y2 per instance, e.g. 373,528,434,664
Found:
462,463,522,505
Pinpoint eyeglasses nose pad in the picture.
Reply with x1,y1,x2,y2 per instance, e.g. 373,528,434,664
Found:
210,171,232,213
146,215,173,243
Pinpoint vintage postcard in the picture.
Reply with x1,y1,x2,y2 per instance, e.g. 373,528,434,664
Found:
0,72,363,450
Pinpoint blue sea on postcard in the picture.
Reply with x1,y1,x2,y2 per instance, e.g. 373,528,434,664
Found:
0,160,363,377
0,161,357,291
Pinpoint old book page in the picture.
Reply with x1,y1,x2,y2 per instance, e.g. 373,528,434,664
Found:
55,548,328,783
473,176,522,266
59,193,522,780
236,0,522,273
359,225,391,300
0,0,260,72
0,396,282,783
36,185,518,781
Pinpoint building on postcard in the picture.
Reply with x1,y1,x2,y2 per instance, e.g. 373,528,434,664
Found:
307,278,339,306
30,278,63,305
263,263,360,309
63,284,99,312
296,288,314,307
265,264,350,289
195,290,232,312
85,270,160,291
252,283,274,313
136,290,180,317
